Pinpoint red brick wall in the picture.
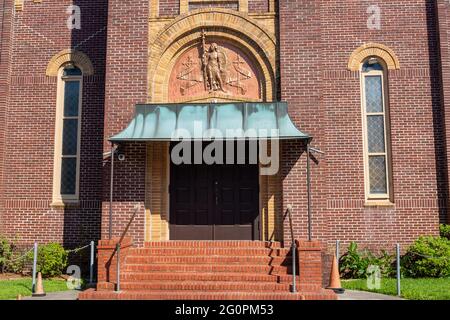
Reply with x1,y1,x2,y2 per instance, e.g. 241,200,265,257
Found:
0,0,107,248
437,0,450,225
189,2,238,11
95,237,132,285
1,0,448,253
159,0,179,17
297,240,324,287
101,144,147,247
248,0,269,13
280,0,444,252
102,0,149,246
0,0,13,233
279,0,327,247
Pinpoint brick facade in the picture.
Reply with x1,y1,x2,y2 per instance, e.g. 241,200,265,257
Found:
159,0,179,16
437,0,450,225
248,0,269,13
0,0,449,257
0,0,107,247
280,0,447,252
0,0,13,233
101,0,149,247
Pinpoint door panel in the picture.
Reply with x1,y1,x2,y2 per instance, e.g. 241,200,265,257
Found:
169,142,260,240
213,164,259,240
170,163,214,240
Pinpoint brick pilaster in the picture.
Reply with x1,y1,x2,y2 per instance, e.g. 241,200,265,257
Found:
296,240,324,287
96,237,133,289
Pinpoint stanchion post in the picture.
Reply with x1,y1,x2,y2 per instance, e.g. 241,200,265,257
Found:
89,241,95,285
336,240,340,266
31,242,38,293
396,243,401,297
116,243,120,292
291,241,297,293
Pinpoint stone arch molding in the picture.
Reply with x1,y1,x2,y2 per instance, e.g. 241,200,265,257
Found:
348,43,400,71
46,49,94,76
148,8,277,102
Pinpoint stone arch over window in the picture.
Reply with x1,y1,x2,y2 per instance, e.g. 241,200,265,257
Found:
348,43,400,71
46,49,94,76
148,8,277,103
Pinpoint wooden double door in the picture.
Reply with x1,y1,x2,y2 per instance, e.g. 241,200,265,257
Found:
169,143,260,240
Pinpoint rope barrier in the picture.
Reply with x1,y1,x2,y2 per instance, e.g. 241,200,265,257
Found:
2,242,95,285
65,244,91,254
3,243,92,265
4,247,34,263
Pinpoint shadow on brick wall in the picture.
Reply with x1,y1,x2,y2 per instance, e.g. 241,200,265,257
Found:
61,0,108,251
427,0,449,224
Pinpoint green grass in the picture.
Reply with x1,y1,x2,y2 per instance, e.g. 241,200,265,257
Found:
342,278,450,300
0,277,69,300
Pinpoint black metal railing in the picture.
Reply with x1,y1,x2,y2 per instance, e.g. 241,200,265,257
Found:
286,204,297,293
115,204,140,292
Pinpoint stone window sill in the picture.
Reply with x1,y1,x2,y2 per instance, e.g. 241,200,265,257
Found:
364,200,395,208
50,200,80,209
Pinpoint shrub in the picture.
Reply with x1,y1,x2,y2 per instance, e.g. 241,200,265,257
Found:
0,235,13,272
0,235,27,274
375,250,396,278
29,243,68,278
339,242,368,279
402,236,450,278
339,242,395,279
440,224,450,240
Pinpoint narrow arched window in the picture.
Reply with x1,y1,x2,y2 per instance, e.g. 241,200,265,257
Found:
52,64,82,205
361,57,393,202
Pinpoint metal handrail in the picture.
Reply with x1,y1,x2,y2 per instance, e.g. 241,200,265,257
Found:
115,204,141,292
286,204,297,293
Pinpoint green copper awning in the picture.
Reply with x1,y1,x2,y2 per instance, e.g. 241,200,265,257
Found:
109,102,311,142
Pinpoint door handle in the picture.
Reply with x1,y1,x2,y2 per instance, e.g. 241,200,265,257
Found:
214,181,219,206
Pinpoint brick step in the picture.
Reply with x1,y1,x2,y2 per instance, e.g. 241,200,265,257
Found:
123,263,291,274
125,255,292,265
278,275,304,283
121,272,280,282
95,279,322,293
119,281,290,291
121,273,309,287
144,241,283,248
79,289,305,300
130,247,289,256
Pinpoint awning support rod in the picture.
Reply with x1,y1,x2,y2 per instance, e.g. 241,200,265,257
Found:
306,142,312,241
109,143,116,239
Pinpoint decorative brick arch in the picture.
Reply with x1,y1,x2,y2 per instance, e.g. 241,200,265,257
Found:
46,49,94,76
348,43,400,71
148,8,277,102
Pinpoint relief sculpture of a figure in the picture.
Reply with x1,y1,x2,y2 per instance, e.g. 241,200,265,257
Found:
202,32,228,93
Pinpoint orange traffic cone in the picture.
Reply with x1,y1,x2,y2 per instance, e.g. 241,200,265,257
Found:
327,254,345,294
32,272,46,297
